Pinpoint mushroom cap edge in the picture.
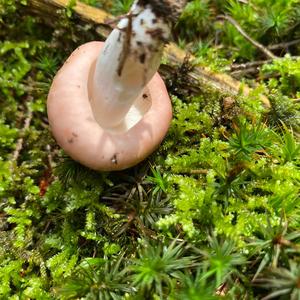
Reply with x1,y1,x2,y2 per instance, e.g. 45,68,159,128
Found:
47,42,172,171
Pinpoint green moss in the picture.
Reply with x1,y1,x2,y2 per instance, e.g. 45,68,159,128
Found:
0,0,299,299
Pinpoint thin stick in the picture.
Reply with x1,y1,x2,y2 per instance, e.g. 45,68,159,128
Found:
190,169,208,175
217,15,277,60
46,144,55,169
230,55,300,75
231,67,259,78
11,107,33,167
268,39,300,50
230,59,272,71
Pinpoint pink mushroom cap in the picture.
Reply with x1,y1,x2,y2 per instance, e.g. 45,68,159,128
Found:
47,42,172,171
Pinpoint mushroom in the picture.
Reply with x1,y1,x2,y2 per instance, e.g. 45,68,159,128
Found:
47,0,184,171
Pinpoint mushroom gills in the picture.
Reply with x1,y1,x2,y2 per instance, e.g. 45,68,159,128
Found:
107,89,152,133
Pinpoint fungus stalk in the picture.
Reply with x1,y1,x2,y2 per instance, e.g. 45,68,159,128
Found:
91,0,183,130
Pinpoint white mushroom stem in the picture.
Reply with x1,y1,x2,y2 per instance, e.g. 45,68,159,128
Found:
90,0,171,130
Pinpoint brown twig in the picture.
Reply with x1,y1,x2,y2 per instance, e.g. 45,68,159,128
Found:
177,169,209,175
190,169,209,175
230,56,300,78
45,144,55,169
217,15,277,60
11,106,33,168
230,59,272,71
231,67,260,78
268,39,300,51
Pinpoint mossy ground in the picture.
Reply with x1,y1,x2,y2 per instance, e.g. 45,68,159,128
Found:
0,0,300,299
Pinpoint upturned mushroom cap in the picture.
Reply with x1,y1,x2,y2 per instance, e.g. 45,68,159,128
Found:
47,42,172,171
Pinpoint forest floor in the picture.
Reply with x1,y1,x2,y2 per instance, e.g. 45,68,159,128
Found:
0,0,300,299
